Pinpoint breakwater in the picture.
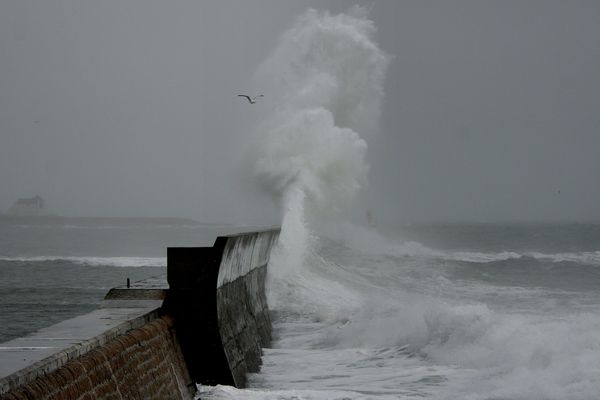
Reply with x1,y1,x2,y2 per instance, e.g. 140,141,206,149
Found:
0,228,279,399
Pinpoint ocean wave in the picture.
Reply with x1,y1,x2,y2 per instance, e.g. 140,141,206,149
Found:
0,256,166,267
383,241,600,266
320,223,600,267
526,251,600,265
445,250,600,266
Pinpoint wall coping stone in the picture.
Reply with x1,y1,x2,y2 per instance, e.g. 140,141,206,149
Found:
0,277,164,395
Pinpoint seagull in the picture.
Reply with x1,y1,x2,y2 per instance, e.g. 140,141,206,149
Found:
238,94,264,104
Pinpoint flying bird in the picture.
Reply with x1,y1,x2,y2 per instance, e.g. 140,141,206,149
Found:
238,94,264,104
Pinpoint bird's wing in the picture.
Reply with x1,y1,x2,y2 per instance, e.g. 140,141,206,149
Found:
237,95,252,102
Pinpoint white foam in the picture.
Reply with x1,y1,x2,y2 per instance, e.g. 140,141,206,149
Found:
374,238,600,266
262,261,600,400
443,250,600,265
527,250,600,266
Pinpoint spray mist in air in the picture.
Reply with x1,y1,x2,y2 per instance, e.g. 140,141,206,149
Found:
254,7,389,299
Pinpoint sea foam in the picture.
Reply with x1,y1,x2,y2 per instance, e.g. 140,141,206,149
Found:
253,7,388,307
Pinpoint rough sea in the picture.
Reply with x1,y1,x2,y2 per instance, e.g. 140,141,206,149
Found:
0,218,227,343
2,218,599,399
202,222,600,400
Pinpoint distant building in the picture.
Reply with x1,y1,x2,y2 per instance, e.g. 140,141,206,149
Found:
7,195,46,216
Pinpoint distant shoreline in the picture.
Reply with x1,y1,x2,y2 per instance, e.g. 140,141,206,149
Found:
0,215,225,227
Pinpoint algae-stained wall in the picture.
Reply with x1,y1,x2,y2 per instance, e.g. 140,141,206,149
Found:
0,316,193,400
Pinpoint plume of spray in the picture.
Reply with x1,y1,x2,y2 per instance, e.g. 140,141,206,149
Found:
254,7,389,309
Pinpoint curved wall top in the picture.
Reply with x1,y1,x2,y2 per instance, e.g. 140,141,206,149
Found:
217,230,279,287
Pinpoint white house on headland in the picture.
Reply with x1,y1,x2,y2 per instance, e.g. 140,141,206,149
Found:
7,195,46,216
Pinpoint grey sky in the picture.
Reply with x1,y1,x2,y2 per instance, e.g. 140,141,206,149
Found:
1,1,599,224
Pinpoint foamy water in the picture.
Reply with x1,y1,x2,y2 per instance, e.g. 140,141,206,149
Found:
196,225,600,400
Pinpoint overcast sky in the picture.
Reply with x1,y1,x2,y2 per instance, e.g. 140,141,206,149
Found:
1,1,599,224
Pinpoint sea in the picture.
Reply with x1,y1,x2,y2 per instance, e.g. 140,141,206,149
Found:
1,217,599,399
0,217,229,343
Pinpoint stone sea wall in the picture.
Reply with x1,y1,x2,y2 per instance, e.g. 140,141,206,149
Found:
0,316,193,400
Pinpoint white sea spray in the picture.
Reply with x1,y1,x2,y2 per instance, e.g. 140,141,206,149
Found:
253,7,388,310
